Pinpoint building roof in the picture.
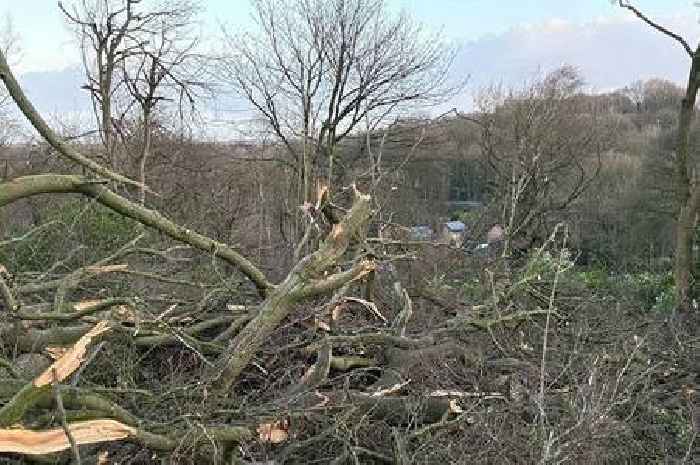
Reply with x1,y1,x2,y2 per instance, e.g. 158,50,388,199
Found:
445,221,466,232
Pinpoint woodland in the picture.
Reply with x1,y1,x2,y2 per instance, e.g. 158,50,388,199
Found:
0,0,697,464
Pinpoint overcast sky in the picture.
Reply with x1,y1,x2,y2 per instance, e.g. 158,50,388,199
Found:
2,0,700,117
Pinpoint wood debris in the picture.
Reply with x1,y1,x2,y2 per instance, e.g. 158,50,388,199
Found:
0,419,135,455
33,321,110,387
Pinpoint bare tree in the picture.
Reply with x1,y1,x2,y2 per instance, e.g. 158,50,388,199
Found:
470,67,611,256
118,1,204,204
59,0,192,171
0,14,19,132
617,1,699,312
217,0,460,203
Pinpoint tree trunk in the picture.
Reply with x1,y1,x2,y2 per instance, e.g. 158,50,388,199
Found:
138,109,152,206
674,50,700,312
675,187,699,311
211,188,373,392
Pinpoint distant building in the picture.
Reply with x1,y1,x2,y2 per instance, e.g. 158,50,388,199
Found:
409,224,434,241
442,220,466,247
487,224,505,245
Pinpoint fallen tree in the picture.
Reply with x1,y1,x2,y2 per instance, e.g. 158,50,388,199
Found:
1,30,696,465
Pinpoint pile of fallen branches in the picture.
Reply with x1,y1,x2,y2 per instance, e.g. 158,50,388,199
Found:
0,46,697,465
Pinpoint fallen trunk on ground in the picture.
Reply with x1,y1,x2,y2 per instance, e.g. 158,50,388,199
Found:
211,186,374,391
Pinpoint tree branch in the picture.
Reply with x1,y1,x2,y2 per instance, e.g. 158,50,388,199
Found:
0,49,144,188
0,175,273,295
618,1,694,57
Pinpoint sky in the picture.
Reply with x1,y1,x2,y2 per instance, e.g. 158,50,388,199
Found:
2,0,695,72
1,0,699,117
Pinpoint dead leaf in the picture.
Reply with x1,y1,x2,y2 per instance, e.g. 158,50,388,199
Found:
257,420,289,444
0,420,135,455
97,450,109,464
34,321,111,387
315,318,331,332
299,365,317,385
331,302,347,321
350,260,376,282
330,224,344,240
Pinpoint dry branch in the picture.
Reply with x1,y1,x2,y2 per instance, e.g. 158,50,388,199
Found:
33,321,110,387
0,322,109,426
0,264,17,313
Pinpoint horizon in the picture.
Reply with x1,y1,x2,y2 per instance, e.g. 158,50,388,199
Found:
2,1,700,137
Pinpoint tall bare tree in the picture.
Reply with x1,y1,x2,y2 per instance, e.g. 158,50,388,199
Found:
0,14,18,127
59,0,193,171
118,1,204,204
218,0,459,203
470,67,610,256
617,1,699,312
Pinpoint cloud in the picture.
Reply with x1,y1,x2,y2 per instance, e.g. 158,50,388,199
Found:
455,14,698,102
16,66,90,115
8,14,700,127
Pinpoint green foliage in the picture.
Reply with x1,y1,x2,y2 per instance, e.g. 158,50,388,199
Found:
618,271,676,312
1,199,138,272
461,276,484,301
457,209,481,227
574,266,677,312
520,248,575,283
577,268,610,289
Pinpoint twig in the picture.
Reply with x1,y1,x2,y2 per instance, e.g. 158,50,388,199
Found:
0,220,58,247
52,372,82,465
0,264,18,313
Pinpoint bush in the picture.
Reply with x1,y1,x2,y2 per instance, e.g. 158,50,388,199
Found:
574,266,677,312
1,199,138,272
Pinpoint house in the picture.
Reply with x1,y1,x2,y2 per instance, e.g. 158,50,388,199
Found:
441,220,466,247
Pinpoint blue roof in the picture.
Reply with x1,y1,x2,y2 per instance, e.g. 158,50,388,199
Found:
445,221,466,232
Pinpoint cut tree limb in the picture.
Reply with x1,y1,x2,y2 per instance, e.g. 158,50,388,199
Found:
211,187,373,391
0,49,142,189
0,322,109,426
0,417,255,456
0,174,273,295
0,419,135,455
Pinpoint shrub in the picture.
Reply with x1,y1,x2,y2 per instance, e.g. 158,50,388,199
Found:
1,199,138,272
